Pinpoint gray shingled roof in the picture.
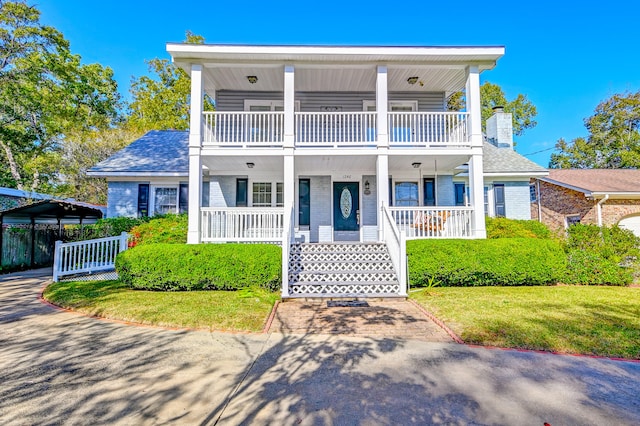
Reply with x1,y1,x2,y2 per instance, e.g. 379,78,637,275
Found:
88,130,189,176
88,130,546,176
483,142,548,174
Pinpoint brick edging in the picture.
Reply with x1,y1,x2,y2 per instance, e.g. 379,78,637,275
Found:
409,299,464,344
262,299,280,333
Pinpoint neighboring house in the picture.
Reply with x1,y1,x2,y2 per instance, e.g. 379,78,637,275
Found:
90,43,547,298
0,187,55,211
531,169,640,236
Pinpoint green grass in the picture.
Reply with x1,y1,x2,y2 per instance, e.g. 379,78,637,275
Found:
43,280,279,332
411,286,640,359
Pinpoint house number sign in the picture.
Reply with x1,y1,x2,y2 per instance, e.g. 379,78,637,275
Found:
340,187,352,219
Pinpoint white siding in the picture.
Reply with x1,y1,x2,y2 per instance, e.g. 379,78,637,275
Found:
107,182,139,218
504,181,531,220
309,176,331,242
362,175,377,226
436,175,455,206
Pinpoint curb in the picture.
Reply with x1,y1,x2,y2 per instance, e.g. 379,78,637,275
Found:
409,299,464,344
262,300,280,333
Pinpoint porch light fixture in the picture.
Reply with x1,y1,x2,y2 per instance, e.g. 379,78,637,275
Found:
246,75,258,84
407,76,419,85
364,180,371,195
246,162,255,168
412,162,421,169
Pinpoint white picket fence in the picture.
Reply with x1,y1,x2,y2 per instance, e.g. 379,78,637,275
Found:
52,232,129,282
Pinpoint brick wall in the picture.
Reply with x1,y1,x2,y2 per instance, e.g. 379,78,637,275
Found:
531,180,640,233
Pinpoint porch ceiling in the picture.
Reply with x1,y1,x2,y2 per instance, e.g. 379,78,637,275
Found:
201,66,469,94
168,44,504,96
202,156,284,174
388,155,469,175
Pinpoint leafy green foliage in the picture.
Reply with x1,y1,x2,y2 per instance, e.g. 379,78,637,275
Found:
128,214,188,246
65,216,152,242
408,239,566,287
0,1,121,192
550,91,640,169
486,217,552,239
447,81,538,136
563,224,639,285
126,31,213,133
116,243,282,291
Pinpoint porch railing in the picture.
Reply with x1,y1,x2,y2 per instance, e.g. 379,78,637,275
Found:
203,111,284,146
201,111,469,148
52,232,128,282
201,207,285,242
281,205,295,298
295,112,377,146
389,206,473,239
388,112,469,147
381,205,407,295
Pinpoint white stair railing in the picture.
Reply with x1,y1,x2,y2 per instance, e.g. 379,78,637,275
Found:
281,204,295,298
53,232,128,282
381,205,407,296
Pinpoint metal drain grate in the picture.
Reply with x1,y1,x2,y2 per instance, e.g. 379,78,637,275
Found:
327,300,370,308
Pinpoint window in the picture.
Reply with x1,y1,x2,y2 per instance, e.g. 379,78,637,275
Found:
395,182,419,206
484,186,489,215
566,215,581,228
252,182,272,207
276,183,284,207
454,183,466,206
494,184,506,217
153,187,178,215
530,183,538,202
424,178,435,206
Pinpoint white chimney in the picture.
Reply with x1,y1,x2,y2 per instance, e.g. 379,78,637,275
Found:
486,106,513,149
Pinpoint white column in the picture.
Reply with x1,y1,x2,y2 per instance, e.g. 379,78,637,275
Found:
466,66,486,238
187,64,203,244
376,153,389,241
376,65,388,148
283,64,295,148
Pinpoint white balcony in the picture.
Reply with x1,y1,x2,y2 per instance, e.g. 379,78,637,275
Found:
202,111,470,149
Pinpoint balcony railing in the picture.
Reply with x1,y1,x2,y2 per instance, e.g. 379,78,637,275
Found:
295,112,377,146
389,206,473,239
388,112,469,146
201,207,285,242
202,111,469,148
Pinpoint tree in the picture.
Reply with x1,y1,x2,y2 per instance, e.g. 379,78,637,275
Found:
549,91,640,169
447,81,538,136
126,31,213,132
0,0,121,191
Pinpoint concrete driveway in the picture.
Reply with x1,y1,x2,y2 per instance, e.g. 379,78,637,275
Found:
1,269,639,425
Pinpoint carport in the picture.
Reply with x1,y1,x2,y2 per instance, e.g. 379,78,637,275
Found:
0,200,103,269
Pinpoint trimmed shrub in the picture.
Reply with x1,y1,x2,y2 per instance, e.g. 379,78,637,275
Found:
129,214,188,246
563,224,639,285
486,217,552,239
116,243,281,291
407,238,566,287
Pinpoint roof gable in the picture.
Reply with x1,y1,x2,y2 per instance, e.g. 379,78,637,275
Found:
88,130,189,177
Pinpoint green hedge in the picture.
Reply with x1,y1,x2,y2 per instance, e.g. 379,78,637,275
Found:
563,224,639,285
407,238,566,287
486,217,552,239
116,243,281,291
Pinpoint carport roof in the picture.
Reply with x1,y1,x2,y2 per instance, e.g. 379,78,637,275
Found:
0,200,104,222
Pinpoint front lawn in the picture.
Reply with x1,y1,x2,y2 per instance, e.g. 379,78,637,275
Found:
411,286,640,359
43,280,279,332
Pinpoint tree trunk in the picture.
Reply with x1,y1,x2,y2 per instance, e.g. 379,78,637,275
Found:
0,139,23,190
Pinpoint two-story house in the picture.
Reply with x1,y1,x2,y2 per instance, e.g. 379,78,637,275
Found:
90,43,547,298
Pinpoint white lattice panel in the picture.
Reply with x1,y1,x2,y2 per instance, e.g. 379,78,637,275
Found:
290,283,400,295
291,243,387,253
289,262,394,272
291,272,397,283
289,251,390,263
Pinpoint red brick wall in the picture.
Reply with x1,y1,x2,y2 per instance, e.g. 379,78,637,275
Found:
530,180,640,233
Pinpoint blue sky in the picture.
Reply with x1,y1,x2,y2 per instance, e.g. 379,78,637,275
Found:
39,0,640,167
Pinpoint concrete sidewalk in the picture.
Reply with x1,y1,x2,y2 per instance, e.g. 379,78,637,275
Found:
1,269,639,425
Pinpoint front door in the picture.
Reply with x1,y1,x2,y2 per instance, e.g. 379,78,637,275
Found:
333,182,359,240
